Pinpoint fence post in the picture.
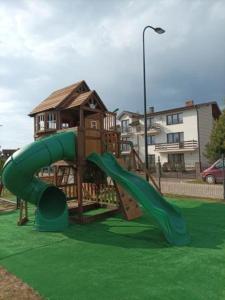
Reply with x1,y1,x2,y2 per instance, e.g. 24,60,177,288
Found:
222,153,225,201
195,162,201,179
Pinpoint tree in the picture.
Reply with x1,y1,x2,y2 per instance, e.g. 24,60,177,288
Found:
204,109,225,163
0,157,5,176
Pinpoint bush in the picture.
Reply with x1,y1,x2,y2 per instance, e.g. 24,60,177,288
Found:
205,109,225,163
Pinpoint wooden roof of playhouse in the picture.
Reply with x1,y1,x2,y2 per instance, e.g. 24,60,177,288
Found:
29,80,108,116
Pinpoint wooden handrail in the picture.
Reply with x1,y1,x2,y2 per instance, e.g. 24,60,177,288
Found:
131,149,161,194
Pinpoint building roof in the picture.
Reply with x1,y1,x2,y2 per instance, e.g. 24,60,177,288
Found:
118,101,221,120
117,110,142,120
66,91,92,109
1,149,18,158
146,101,221,119
29,80,89,116
65,90,107,111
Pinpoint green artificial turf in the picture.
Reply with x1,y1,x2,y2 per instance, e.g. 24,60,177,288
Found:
1,198,225,300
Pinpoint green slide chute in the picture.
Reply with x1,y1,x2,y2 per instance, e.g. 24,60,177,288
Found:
2,131,76,231
88,152,190,246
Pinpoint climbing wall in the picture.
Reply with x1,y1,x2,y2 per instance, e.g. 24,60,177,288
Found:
116,184,142,221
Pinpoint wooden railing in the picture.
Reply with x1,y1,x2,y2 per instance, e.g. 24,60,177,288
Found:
131,149,161,193
82,182,118,206
104,112,117,131
103,131,120,156
155,140,198,151
60,184,77,200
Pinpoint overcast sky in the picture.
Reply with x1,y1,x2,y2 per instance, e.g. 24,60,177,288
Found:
0,0,225,148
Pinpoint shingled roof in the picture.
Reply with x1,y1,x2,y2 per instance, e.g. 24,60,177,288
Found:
29,80,91,116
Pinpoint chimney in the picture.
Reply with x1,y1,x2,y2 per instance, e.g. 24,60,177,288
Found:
185,100,194,107
148,106,154,113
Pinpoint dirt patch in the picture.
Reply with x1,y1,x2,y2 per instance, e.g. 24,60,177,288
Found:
0,266,42,300
0,198,16,213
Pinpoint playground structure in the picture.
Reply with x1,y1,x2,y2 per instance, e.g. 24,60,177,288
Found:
1,80,190,245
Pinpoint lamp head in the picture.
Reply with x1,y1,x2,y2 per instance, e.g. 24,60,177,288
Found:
154,27,165,34
113,108,119,113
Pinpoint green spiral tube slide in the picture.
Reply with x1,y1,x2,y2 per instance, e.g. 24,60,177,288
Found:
2,131,76,231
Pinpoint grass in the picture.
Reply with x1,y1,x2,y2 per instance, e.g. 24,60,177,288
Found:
186,179,207,184
1,198,225,300
186,179,223,185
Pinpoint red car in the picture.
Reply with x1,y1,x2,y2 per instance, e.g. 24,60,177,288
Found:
201,159,225,184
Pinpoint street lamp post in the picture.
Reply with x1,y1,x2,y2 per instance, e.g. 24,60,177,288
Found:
143,26,165,181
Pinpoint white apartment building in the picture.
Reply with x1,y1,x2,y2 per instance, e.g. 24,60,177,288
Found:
118,101,221,171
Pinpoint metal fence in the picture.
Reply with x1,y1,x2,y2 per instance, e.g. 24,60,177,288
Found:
160,179,224,200
153,158,225,200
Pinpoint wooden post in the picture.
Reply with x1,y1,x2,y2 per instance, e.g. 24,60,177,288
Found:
100,112,104,154
222,153,225,201
33,117,36,136
19,200,23,222
44,112,47,131
56,111,60,130
131,149,136,170
54,166,58,186
25,201,28,220
17,200,29,225
77,108,85,218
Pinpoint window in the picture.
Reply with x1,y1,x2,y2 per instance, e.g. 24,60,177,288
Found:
36,114,45,131
88,98,97,109
148,154,155,167
147,117,153,129
47,112,56,129
147,135,156,145
90,120,97,129
62,123,69,128
215,159,225,169
168,153,185,168
167,113,183,125
167,132,184,144
121,119,130,133
121,137,130,151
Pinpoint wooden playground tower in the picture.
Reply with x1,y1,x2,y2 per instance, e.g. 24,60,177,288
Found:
26,80,150,224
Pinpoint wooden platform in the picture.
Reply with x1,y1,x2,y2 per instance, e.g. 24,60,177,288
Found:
67,199,119,224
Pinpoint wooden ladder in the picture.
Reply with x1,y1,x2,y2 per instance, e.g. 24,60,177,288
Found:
114,182,142,221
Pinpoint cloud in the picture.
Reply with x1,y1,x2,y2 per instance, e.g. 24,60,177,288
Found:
0,87,19,114
0,0,224,148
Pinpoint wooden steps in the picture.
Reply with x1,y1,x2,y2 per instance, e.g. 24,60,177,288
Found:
68,201,98,215
69,206,119,224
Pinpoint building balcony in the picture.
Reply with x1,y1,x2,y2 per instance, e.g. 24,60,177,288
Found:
135,123,161,135
155,140,198,153
120,126,133,135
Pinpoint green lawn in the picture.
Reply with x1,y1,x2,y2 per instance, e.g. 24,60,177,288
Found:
1,198,225,300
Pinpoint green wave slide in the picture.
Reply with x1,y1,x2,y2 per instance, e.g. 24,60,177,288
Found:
88,152,190,246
